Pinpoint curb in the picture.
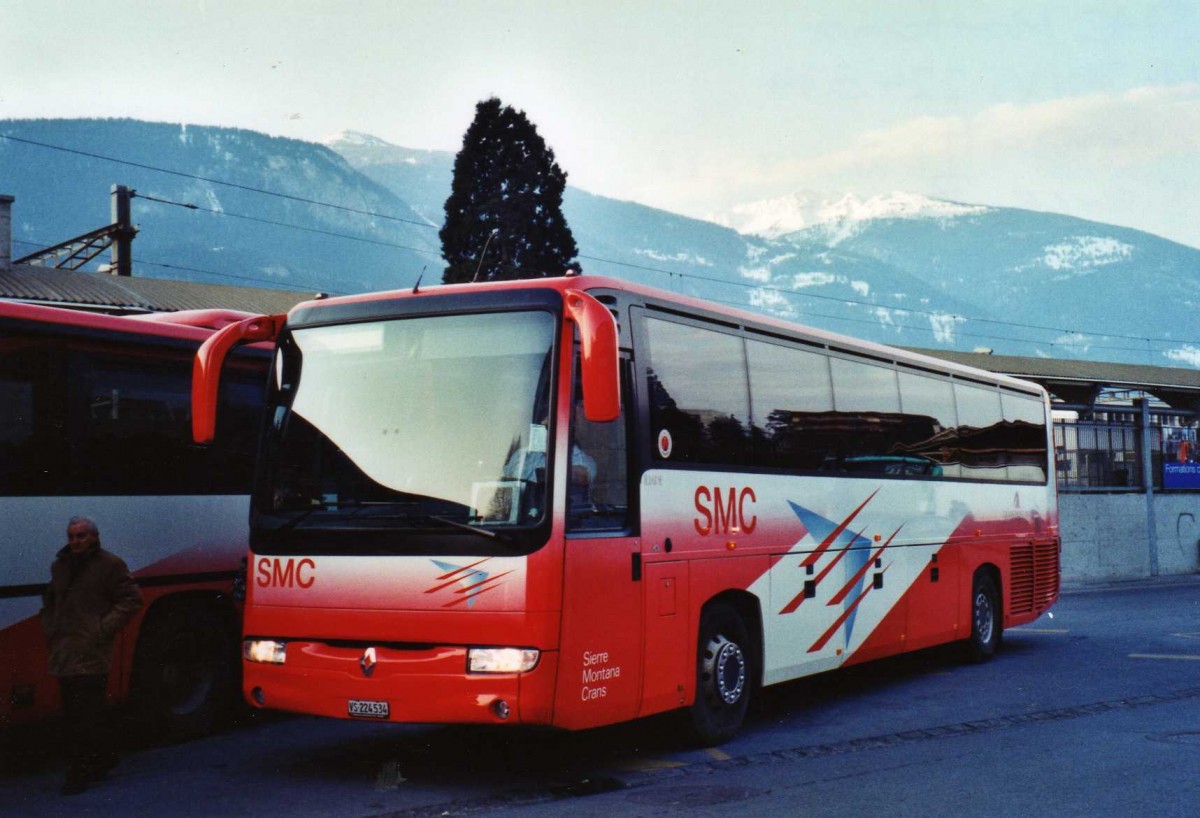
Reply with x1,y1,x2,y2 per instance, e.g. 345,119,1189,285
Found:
1061,572,1200,595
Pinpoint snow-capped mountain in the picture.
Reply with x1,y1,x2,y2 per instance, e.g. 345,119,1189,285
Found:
320,130,450,225
721,191,1200,366
320,130,394,148
709,191,991,241
4,119,1199,368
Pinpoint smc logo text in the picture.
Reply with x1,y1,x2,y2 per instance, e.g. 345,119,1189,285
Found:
693,486,757,536
256,557,316,589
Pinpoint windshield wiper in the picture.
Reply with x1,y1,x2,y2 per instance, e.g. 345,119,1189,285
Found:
272,501,332,533
264,501,516,544
425,515,515,545
268,499,414,533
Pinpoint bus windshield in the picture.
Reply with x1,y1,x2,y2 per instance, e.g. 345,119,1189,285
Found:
257,310,557,536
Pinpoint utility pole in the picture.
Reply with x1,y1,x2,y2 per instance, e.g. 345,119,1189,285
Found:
110,184,136,277
13,184,139,273
1136,397,1160,576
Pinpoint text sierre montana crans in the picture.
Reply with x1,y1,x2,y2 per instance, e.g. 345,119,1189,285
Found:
581,649,620,701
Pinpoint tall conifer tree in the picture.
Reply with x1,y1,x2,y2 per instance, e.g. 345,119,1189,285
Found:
440,98,578,283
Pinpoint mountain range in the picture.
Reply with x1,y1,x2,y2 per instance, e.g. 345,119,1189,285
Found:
2,118,1198,368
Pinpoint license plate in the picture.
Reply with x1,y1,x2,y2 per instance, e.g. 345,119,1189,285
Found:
348,699,389,719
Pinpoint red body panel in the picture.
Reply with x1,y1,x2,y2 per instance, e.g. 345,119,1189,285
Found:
244,641,560,725
2,576,235,726
553,536,645,729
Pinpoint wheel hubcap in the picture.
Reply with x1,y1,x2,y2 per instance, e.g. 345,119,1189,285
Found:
704,634,746,705
974,591,994,643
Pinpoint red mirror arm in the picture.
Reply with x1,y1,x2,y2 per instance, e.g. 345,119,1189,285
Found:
192,314,286,444
563,289,620,423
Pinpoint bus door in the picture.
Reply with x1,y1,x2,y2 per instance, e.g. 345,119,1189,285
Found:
553,356,643,730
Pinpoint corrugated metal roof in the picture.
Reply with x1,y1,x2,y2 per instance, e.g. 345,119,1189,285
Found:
907,347,1200,392
0,263,312,315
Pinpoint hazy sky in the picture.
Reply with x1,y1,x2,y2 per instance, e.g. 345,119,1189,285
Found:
4,1,1200,246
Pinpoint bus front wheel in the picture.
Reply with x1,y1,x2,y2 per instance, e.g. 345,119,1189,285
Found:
966,573,1001,663
687,604,751,746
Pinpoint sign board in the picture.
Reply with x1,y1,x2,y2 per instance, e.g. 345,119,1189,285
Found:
1163,462,1200,490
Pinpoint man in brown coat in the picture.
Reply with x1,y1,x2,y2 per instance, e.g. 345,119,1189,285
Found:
40,516,144,795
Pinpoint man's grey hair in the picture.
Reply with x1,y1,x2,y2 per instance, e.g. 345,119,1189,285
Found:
67,516,99,535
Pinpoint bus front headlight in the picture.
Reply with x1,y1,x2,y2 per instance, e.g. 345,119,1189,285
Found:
467,647,539,673
244,639,287,664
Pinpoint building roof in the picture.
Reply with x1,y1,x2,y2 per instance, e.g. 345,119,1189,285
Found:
4,262,1198,412
0,263,312,316
909,347,1200,411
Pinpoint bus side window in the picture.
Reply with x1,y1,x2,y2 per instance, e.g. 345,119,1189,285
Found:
952,382,1008,482
645,318,751,466
567,356,630,533
1000,392,1049,483
0,332,53,494
67,345,267,496
746,337,835,470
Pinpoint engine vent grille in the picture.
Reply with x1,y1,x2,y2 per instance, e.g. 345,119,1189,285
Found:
1010,541,1060,616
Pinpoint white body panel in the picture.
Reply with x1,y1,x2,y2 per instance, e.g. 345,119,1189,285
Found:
640,469,1055,685
1,494,249,629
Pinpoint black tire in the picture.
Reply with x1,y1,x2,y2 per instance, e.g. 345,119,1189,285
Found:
687,603,752,746
131,598,239,740
966,573,1001,664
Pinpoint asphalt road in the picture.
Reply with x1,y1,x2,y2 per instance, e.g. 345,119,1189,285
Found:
3,576,1198,817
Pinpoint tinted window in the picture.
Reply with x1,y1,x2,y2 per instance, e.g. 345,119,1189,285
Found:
1003,391,1046,426
898,370,957,431
950,382,1007,481
638,317,1047,484
75,353,193,492
747,337,834,470
891,371,958,477
0,324,266,496
646,318,750,465
1002,392,1049,483
954,381,1001,429
830,357,900,413
825,357,924,474
0,334,56,494
70,347,265,495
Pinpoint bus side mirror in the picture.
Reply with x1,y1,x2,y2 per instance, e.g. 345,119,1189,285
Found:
563,289,620,423
192,314,286,444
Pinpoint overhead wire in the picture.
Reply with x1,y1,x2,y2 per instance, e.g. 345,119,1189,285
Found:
12,238,343,295
133,192,442,257
592,258,1171,347
11,223,1178,359
4,133,1195,356
0,134,437,229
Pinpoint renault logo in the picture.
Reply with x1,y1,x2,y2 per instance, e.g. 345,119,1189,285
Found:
360,646,377,677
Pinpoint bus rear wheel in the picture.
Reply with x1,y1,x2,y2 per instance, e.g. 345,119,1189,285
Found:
132,598,238,740
688,604,751,746
966,573,1001,663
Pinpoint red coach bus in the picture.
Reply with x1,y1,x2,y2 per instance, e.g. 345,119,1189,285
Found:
0,301,268,737
193,274,1059,744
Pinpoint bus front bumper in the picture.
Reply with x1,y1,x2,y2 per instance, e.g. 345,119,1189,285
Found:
243,641,558,725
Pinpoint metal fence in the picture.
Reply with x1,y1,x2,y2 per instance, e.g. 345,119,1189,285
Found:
1054,421,1143,490
1055,419,1196,491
